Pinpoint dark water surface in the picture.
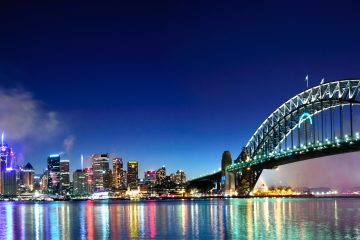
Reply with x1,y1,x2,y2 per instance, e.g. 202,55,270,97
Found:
1,198,360,239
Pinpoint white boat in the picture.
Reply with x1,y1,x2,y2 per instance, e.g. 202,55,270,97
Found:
89,192,110,200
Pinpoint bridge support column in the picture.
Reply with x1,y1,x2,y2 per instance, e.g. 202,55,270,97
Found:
236,169,262,196
225,170,235,195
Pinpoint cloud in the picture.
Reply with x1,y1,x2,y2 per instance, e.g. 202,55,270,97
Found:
0,87,61,143
63,135,75,153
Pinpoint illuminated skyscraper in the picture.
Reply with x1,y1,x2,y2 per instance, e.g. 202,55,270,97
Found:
112,157,124,191
47,154,61,195
144,170,156,186
127,160,138,190
33,174,41,191
0,133,16,194
156,166,166,185
60,160,70,195
3,170,16,196
92,154,110,192
21,162,35,192
83,167,94,194
40,170,48,193
73,169,86,196
173,170,186,185
103,169,112,190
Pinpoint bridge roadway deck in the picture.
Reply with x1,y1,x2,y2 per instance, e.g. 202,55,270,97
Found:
230,141,360,172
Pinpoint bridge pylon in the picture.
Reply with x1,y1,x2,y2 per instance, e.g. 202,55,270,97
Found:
234,168,262,196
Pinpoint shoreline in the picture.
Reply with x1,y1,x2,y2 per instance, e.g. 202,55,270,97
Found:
5,194,360,202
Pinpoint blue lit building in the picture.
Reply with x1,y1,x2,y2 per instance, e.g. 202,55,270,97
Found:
0,133,16,196
47,154,61,195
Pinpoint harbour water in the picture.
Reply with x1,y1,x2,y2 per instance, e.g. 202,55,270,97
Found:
1,198,360,239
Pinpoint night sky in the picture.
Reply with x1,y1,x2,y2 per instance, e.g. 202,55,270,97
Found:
1,1,360,187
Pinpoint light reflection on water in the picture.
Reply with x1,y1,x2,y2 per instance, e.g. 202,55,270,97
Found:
0,198,359,239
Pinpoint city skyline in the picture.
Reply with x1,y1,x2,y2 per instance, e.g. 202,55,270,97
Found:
0,2,360,186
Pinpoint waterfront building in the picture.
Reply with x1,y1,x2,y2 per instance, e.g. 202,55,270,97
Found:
127,160,138,190
163,175,176,191
40,170,48,192
144,170,156,186
103,169,112,190
73,169,86,196
21,162,35,192
47,154,61,195
0,135,15,194
83,167,94,194
33,174,41,191
172,170,186,185
112,157,124,191
60,160,70,195
156,166,166,185
3,170,16,196
92,154,110,192
123,170,128,188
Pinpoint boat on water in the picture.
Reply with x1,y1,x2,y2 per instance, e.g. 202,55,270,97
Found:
89,192,110,200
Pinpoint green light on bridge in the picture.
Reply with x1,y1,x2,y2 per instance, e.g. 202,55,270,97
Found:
298,112,313,128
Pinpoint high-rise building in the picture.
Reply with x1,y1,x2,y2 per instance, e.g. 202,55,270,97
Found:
83,167,94,194
127,160,138,190
144,170,156,186
3,170,17,196
0,136,15,194
92,154,110,192
73,169,86,196
21,162,35,192
172,170,186,185
103,169,112,190
60,160,70,195
40,170,48,193
156,166,166,185
47,154,61,195
33,174,41,191
123,170,128,188
112,157,124,191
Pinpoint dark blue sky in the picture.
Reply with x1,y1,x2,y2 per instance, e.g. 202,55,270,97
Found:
1,1,360,182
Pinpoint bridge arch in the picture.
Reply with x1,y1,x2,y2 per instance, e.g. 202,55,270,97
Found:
240,79,360,161
228,79,360,196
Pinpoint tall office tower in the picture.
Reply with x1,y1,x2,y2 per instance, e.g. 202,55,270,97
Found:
73,169,86,196
47,154,61,195
127,160,138,190
112,157,123,191
92,154,110,192
22,163,35,192
40,170,48,192
103,169,113,190
174,170,186,185
156,166,166,185
83,167,94,195
0,135,15,194
60,160,70,195
123,170,128,188
144,170,156,186
3,170,17,196
33,174,41,191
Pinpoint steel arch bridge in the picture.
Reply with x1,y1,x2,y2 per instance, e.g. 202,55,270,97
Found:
226,79,360,196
